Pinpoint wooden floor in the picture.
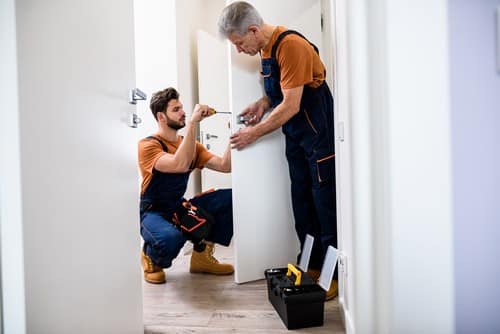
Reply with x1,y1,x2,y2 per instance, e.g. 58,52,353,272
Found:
143,244,345,333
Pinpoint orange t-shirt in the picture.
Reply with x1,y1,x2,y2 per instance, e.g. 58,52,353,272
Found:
261,26,325,89
138,135,213,195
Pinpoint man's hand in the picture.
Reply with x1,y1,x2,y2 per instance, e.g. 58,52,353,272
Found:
230,127,258,150
239,98,269,126
191,104,212,123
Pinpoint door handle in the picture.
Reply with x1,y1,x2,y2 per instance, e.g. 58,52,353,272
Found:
129,88,147,105
128,88,146,128
206,133,219,140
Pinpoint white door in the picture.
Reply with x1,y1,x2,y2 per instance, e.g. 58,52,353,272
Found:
229,0,323,283
8,0,143,332
197,30,233,192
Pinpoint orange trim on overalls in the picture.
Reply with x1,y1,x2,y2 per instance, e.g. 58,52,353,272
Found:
316,154,335,182
317,154,335,163
304,109,318,134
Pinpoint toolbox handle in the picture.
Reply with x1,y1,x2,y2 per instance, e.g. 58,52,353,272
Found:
286,263,302,286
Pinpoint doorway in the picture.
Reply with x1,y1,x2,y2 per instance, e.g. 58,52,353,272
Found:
135,0,344,332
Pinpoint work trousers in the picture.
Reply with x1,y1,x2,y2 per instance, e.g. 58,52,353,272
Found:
140,189,233,268
283,83,337,271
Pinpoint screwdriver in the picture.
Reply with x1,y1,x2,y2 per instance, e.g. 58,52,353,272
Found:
208,108,232,115
208,108,248,124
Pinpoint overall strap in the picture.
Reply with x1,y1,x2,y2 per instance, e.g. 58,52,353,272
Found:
271,30,319,59
146,136,168,152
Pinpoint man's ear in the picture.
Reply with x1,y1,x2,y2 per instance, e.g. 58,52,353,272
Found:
157,111,166,121
248,25,260,34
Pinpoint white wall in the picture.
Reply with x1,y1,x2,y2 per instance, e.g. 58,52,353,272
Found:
199,0,226,36
134,0,178,141
384,1,454,331
0,0,27,332
175,0,215,196
321,0,335,90
176,0,203,115
341,0,455,332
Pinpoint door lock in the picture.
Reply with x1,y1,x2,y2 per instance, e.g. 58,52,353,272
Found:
129,113,142,128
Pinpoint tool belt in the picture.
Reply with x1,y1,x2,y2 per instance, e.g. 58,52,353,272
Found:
172,200,213,250
141,199,214,251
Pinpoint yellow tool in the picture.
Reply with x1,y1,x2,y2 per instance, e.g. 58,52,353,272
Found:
208,108,231,115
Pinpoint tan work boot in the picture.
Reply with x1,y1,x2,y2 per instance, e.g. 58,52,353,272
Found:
307,269,338,301
326,279,338,301
190,243,234,275
141,251,166,284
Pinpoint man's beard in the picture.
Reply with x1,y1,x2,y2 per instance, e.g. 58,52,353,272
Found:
166,115,185,130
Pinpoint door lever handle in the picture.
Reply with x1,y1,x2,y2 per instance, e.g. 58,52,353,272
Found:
206,133,219,140
129,88,147,104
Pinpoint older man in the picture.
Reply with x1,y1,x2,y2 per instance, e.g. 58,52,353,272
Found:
218,1,337,300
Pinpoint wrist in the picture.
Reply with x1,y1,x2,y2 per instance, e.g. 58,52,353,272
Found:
252,123,263,138
259,96,271,109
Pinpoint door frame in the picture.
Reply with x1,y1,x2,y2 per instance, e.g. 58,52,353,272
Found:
0,0,27,332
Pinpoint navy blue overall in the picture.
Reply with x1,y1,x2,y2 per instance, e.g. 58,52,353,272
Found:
262,30,337,271
139,136,233,268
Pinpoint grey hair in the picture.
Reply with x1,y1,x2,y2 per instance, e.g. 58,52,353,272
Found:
217,1,263,38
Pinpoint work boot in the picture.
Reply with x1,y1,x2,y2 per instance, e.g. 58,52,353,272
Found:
307,269,338,301
141,251,166,284
325,279,338,301
190,242,234,275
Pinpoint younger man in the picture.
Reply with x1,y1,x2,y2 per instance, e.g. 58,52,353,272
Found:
138,87,233,284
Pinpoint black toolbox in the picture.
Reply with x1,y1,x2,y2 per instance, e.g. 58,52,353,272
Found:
265,264,326,330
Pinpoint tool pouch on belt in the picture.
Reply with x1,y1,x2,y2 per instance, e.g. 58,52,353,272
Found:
172,200,213,249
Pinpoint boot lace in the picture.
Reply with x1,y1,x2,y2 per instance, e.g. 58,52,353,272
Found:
206,245,219,264
143,252,156,272
146,257,154,270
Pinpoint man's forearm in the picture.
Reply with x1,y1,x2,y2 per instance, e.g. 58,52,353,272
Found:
258,96,272,111
174,121,198,170
221,142,231,172
253,101,299,138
